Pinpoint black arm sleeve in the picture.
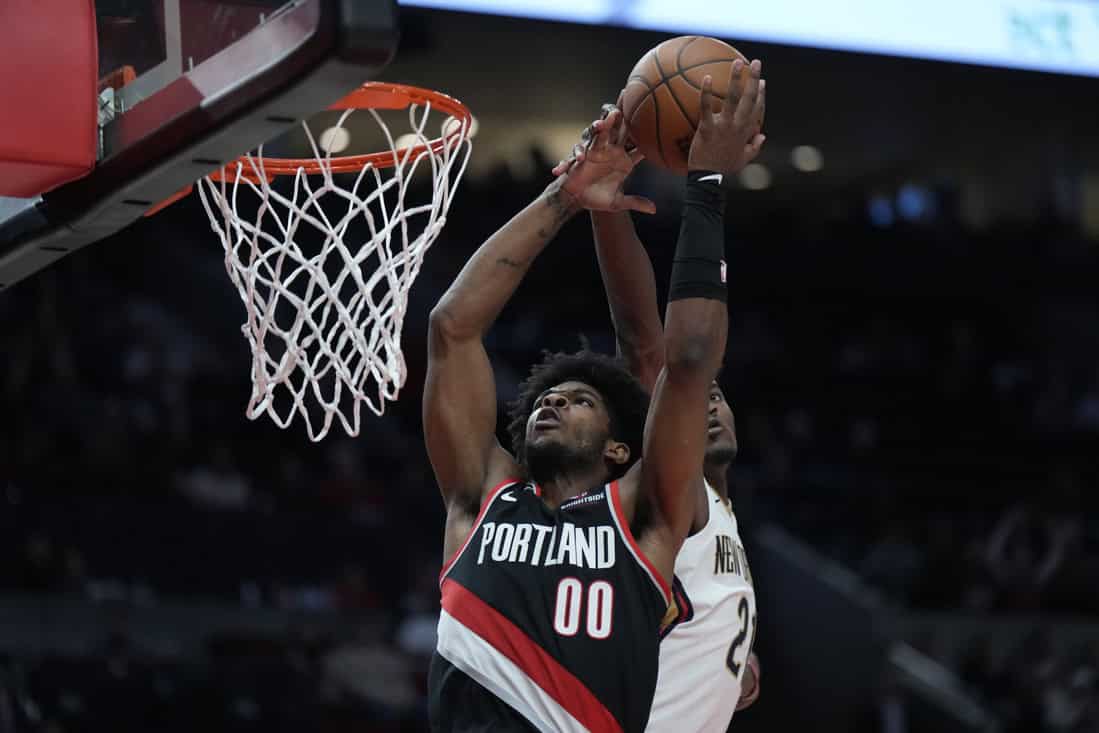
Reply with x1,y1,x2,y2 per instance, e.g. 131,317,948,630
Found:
668,170,728,303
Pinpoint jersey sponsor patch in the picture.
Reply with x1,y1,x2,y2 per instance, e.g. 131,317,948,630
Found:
559,488,606,512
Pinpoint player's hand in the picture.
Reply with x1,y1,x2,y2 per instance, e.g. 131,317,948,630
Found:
551,104,628,176
735,652,761,711
688,59,767,177
558,107,655,214
552,105,603,178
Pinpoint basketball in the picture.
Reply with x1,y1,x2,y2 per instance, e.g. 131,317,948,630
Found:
619,36,759,175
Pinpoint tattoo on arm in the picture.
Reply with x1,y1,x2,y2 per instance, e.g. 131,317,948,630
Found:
537,183,580,240
496,257,524,269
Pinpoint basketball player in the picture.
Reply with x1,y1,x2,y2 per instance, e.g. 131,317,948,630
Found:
551,90,766,730
424,60,766,732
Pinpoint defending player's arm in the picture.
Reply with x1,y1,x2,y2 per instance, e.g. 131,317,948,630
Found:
552,109,663,392
592,210,665,393
583,105,665,392
424,121,655,519
630,60,766,577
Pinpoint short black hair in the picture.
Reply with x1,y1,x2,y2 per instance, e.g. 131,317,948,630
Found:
507,349,650,480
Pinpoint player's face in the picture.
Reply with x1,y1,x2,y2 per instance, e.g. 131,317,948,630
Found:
706,382,737,464
525,381,613,463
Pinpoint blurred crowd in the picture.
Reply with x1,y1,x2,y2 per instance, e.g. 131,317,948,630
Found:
0,623,434,733
1,161,1097,732
865,633,1097,733
853,497,1098,616
953,630,1098,733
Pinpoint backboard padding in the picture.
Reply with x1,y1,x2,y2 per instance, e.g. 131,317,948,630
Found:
0,0,398,291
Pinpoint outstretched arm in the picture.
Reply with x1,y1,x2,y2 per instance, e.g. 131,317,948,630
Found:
634,60,767,573
425,115,655,517
552,109,663,392
593,210,665,393
424,179,578,513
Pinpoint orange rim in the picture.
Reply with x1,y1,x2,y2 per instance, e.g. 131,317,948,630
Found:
209,82,473,183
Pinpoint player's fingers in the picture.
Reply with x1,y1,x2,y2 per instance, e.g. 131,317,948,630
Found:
628,146,645,164
553,154,581,176
736,683,760,711
589,118,608,150
582,118,602,145
753,79,766,128
621,194,657,215
726,58,746,110
597,108,622,149
736,653,762,711
606,107,628,147
732,60,762,128
698,74,715,128
601,103,618,120
742,134,766,165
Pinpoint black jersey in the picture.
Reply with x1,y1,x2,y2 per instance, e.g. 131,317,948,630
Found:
429,479,671,733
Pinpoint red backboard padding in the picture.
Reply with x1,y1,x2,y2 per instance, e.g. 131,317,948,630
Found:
0,0,98,197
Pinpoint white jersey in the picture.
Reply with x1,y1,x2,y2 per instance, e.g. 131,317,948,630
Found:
647,483,757,732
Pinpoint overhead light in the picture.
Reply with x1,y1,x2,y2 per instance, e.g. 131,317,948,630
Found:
791,145,823,172
897,183,935,220
739,163,772,190
393,133,422,151
442,114,479,140
868,195,895,228
318,126,352,154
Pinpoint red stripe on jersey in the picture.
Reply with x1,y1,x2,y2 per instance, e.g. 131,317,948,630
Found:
608,480,671,606
439,478,517,585
441,578,623,733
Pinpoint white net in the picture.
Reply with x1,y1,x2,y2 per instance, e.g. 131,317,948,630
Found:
197,95,473,441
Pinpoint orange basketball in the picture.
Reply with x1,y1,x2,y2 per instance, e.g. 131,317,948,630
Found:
619,36,758,175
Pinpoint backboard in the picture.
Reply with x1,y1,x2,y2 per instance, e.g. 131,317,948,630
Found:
0,0,398,291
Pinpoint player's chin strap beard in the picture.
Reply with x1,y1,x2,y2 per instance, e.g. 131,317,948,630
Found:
524,439,605,492
705,443,737,469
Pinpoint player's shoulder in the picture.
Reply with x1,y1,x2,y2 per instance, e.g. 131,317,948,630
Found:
611,462,645,521
468,447,523,509
702,482,741,532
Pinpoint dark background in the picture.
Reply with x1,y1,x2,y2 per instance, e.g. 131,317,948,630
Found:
1,5,1097,732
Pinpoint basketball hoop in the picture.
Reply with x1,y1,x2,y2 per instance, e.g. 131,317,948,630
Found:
196,82,474,441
